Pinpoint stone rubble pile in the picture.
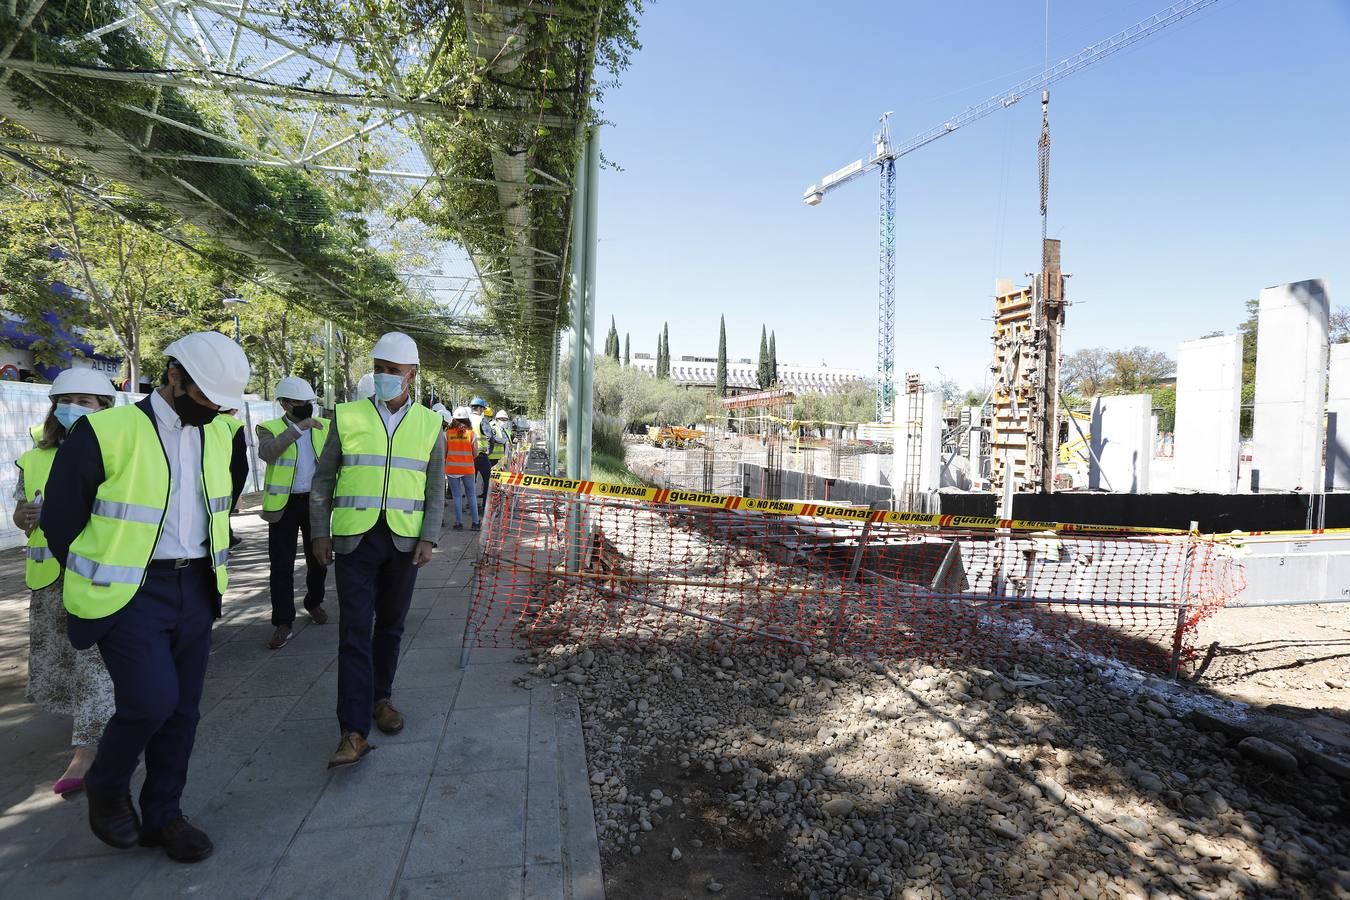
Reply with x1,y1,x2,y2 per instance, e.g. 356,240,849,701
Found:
520,638,1350,899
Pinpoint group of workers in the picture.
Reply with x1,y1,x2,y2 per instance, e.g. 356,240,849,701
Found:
12,328,514,864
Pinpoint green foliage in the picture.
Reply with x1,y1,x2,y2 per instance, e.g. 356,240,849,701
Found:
591,356,714,428
604,316,620,361
655,322,670,379
1151,385,1176,433
623,333,630,366
757,325,769,389
793,381,878,428
1061,346,1173,397
716,316,727,397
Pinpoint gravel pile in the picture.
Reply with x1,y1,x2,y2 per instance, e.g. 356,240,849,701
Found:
521,638,1350,899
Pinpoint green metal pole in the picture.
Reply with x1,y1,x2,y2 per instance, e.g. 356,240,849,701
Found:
578,125,600,477
323,319,336,411
546,333,562,475
565,129,595,480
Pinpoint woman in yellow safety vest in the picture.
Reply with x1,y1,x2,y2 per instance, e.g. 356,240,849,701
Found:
12,368,118,796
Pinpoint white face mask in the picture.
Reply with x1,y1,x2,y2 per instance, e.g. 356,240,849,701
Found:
373,373,406,401
54,403,93,430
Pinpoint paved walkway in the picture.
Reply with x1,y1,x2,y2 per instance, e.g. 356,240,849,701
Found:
0,503,603,899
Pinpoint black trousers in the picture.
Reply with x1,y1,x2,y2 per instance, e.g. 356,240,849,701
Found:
475,453,495,506
85,562,214,829
268,492,328,626
334,521,419,736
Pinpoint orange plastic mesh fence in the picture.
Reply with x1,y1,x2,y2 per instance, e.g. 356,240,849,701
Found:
466,482,1246,672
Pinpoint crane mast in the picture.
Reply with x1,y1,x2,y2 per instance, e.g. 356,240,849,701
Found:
801,0,1223,424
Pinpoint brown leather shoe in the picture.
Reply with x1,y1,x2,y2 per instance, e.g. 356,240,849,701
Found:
327,731,373,769
305,603,329,625
373,698,404,735
267,624,292,650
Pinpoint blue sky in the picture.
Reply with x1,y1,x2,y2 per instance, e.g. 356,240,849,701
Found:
592,0,1350,389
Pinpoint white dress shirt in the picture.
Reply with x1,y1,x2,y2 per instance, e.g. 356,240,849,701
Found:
286,421,317,493
376,396,412,436
150,390,209,560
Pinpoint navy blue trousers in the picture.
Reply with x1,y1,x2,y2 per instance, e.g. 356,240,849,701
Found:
268,492,328,626
334,522,419,736
83,562,214,829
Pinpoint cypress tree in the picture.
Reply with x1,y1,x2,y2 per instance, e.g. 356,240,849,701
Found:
623,333,630,366
757,325,769,389
716,315,728,397
769,330,778,387
661,322,670,378
605,316,620,360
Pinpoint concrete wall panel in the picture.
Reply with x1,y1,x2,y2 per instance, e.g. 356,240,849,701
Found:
1251,279,1330,492
1328,343,1350,490
1089,394,1153,493
1174,334,1243,493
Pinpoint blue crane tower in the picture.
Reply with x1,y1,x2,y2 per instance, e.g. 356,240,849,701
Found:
801,0,1222,425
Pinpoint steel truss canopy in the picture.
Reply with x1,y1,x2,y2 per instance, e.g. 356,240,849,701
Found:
0,0,632,400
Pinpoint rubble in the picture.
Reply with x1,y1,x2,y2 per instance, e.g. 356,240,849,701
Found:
524,639,1350,899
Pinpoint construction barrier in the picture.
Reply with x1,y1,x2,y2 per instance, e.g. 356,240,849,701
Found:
466,474,1247,672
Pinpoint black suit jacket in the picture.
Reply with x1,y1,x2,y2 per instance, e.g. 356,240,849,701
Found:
42,395,248,647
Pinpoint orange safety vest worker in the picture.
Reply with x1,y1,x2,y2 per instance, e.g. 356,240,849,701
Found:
443,424,476,476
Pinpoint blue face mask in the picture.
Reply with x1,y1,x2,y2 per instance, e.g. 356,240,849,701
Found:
373,373,406,402
54,403,93,430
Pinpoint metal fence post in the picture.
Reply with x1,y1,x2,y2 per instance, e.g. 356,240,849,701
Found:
1170,520,1200,679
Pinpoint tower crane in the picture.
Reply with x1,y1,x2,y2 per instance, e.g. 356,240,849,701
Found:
802,0,1224,422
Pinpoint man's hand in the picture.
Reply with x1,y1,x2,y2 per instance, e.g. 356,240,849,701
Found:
312,536,335,565
295,418,324,431
12,499,38,534
413,540,434,568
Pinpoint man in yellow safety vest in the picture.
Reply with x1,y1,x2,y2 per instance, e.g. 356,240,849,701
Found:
257,376,331,649
41,331,250,863
310,332,446,769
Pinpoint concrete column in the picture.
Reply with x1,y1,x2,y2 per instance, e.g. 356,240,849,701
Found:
1174,334,1243,493
1088,394,1153,493
965,405,983,490
1328,343,1350,490
1251,279,1331,492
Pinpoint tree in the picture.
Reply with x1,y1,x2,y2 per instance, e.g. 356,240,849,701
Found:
757,325,769,389
769,330,778,387
656,323,670,379
716,315,727,397
623,332,630,366
605,315,620,361
1061,346,1173,396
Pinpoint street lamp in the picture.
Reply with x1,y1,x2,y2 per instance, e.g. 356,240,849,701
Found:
221,296,247,343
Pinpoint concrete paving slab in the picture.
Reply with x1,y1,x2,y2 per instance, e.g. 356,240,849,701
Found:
1,849,158,899
392,647,462,690
457,661,531,709
435,703,530,775
128,786,312,900
222,717,336,792
401,769,526,879
260,822,413,900
397,868,525,900
303,743,435,832
232,651,334,699
382,686,454,745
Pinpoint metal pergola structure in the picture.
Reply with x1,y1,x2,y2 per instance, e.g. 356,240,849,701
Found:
0,0,618,407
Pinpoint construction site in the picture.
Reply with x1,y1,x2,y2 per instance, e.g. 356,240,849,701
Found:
1,1,1347,899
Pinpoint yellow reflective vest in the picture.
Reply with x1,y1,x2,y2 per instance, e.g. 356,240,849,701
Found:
260,416,329,512
331,399,442,540
62,405,235,619
15,446,58,590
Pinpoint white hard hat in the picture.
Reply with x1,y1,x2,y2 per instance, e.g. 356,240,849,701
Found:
356,373,375,399
274,376,317,402
494,410,510,421
49,367,116,399
370,331,419,365
452,406,471,420
164,331,251,410
431,402,448,414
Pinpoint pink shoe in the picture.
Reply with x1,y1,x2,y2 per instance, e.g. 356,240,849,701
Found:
53,777,85,796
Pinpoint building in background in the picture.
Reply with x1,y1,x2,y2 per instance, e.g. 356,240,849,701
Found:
0,308,124,385
632,353,862,394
